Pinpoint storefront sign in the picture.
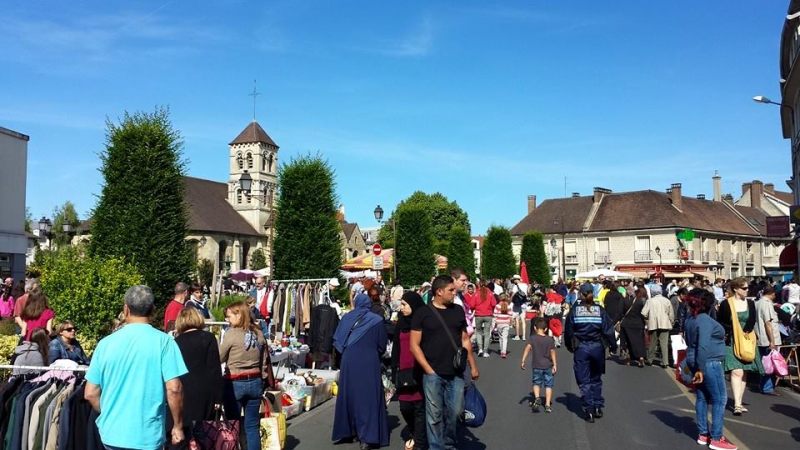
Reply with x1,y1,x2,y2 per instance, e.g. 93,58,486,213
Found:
766,216,790,237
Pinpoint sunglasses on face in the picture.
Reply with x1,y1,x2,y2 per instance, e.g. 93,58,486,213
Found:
64,327,76,332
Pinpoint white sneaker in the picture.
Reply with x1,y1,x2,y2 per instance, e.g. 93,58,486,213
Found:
512,336,520,341
482,352,490,358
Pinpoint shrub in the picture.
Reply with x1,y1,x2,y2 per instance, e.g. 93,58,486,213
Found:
481,226,516,280
396,205,435,285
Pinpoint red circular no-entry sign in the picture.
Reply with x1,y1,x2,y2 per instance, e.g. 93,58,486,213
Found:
372,243,382,256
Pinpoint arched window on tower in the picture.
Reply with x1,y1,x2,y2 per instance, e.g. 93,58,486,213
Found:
267,153,274,173
236,152,243,169
262,152,267,171
246,153,253,169
246,191,251,204
237,189,242,204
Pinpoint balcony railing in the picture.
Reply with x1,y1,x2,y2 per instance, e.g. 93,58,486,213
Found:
565,253,578,264
634,250,652,263
731,253,740,264
594,252,611,264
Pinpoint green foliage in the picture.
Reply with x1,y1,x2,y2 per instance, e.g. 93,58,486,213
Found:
446,225,475,276
0,319,17,336
89,108,192,306
196,258,214,288
250,248,268,270
521,232,551,286
396,206,435,285
378,192,470,253
52,201,80,248
25,207,32,233
273,155,342,279
39,246,142,340
0,335,18,365
210,294,248,322
481,226,516,280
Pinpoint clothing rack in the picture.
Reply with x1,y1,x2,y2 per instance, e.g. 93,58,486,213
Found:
270,278,330,284
0,364,88,372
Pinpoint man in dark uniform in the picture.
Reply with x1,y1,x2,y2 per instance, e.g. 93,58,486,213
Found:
565,282,618,423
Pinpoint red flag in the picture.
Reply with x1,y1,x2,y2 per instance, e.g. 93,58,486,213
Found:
520,261,530,284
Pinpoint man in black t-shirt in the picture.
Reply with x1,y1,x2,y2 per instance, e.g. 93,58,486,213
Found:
411,275,479,450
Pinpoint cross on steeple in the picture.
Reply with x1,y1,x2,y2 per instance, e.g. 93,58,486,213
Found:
249,80,261,121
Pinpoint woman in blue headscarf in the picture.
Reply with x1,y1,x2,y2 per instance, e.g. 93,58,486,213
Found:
332,293,389,449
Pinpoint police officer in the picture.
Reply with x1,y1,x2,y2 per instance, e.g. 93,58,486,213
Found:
565,282,618,423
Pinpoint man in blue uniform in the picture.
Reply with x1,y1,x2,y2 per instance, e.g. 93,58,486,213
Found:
565,282,617,423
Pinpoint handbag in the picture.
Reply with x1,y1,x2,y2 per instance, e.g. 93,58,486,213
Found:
614,298,637,334
463,382,487,427
429,304,467,373
675,351,696,387
395,368,418,389
190,406,241,450
728,299,756,363
260,400,286,450
770,349,789,376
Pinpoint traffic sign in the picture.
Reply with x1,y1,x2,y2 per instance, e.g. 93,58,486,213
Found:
372,255,384,270
372,243,382,256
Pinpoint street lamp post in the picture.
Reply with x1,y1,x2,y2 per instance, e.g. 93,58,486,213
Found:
38,217,53,250
374,205,397,282
655,245,662,266
549,238,558,281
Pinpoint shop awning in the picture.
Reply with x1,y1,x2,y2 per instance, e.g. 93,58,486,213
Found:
692,270,715,280
625,270,651,279
662,271,694,278
779,241,798,270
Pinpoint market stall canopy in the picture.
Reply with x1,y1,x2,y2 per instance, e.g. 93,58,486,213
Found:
779,241,798,270
662,271,694,279
230,269,255,281
625,270,651,279
691,270,715,280
341,250,448,271
575,268,635,280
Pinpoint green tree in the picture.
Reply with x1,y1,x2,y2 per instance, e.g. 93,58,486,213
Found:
196,258,214,288
520,232,550,285
378,191,470,255
24,207,32,233
273,155,342,279
250,248,268,270
89,108,193,305
396,205,435,285
39,246,142,340
52,201,80,248
446,225,475,276
481,226,516,280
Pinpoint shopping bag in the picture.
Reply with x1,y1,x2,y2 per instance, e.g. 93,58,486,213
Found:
191,407,241,450
464,383,487,428
771,349,789,376
674,349,696,387
260,400,286,450
762,351,775,375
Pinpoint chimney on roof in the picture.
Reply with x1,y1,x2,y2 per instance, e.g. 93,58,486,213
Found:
722,193,734,202
670,183,683,210
697,194,706,200
712,171,721,202
764,183,775,194
593,187,610,203
742,182,752,196
572,192,580,198
527,195,537,214
751,180,763,210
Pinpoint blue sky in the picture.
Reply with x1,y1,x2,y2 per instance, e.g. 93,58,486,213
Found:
1,1,792,235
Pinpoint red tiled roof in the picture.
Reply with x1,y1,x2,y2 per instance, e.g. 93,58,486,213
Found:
229,121,278,147
770,190,794,205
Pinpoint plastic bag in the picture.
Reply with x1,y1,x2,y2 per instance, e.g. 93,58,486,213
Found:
464,383,487,428
762,351,775,375
771,349,789,376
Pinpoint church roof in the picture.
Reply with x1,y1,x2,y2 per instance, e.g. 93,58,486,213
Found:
229,121,278,147
183,176,262,237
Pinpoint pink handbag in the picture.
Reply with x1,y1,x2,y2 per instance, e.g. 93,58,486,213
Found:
190,407,241,450
771,349,789,377
762,351,774,375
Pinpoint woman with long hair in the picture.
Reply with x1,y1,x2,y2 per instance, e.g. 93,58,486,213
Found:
20,287,54,340
12,327,50,375
390,292,427,450
685,289,736,449
48,320,90,364
466,279,496,358
219,301,266,450
0,284,14,319
619,286,647,367
717,277,763,416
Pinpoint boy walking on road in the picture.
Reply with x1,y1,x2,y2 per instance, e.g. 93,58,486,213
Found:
521,318,558,413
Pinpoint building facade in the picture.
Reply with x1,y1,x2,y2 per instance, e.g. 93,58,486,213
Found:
0,127,29,281
779,1,800,274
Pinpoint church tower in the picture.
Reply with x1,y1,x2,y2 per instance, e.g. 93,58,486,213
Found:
227,121,279,247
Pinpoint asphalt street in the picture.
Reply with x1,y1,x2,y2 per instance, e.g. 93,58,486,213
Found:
286,339,800,449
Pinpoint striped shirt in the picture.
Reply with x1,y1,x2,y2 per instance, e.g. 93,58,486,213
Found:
493,303,513,326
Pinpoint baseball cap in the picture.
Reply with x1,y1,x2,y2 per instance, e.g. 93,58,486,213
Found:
328,278,340,287
579,283,594,295
512,274,521,280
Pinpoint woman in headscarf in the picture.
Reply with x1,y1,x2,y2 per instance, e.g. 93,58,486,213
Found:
391,292,427,450
332,293,389,449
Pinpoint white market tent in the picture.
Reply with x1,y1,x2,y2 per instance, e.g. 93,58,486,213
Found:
574,268,636,280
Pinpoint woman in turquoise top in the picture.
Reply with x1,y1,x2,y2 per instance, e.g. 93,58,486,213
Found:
717,278,763,416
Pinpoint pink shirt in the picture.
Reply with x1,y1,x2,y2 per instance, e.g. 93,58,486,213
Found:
493,304,513,327
24,308,54,340
0,295,14,318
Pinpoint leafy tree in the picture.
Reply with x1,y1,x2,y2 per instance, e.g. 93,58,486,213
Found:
89,108,193,305
396,205,435,285
52,201,80,248
250,248,268,270
481,226,516,280
446,225,475,276
378,191,470,254
39,246,142,340
521,232,551,286
24,207,32,233
273,155,342,279
196,258,214,288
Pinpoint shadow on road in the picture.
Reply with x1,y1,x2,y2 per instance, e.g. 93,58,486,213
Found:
555,392,584,418
771,404,800,442
459,427,487,450
648,410,696,440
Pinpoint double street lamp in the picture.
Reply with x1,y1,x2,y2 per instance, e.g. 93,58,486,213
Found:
38,216,77,249
374,205,398,281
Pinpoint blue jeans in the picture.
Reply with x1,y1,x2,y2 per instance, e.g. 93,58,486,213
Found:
695,360,727,441
758,346,775,393
423,373,465,450
532,368,555,388
223,378,262,450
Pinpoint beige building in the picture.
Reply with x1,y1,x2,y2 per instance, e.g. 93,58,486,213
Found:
0,127,29,281
511,175,791,281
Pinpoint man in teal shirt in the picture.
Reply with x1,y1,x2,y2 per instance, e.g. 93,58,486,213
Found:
85,285,188,449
